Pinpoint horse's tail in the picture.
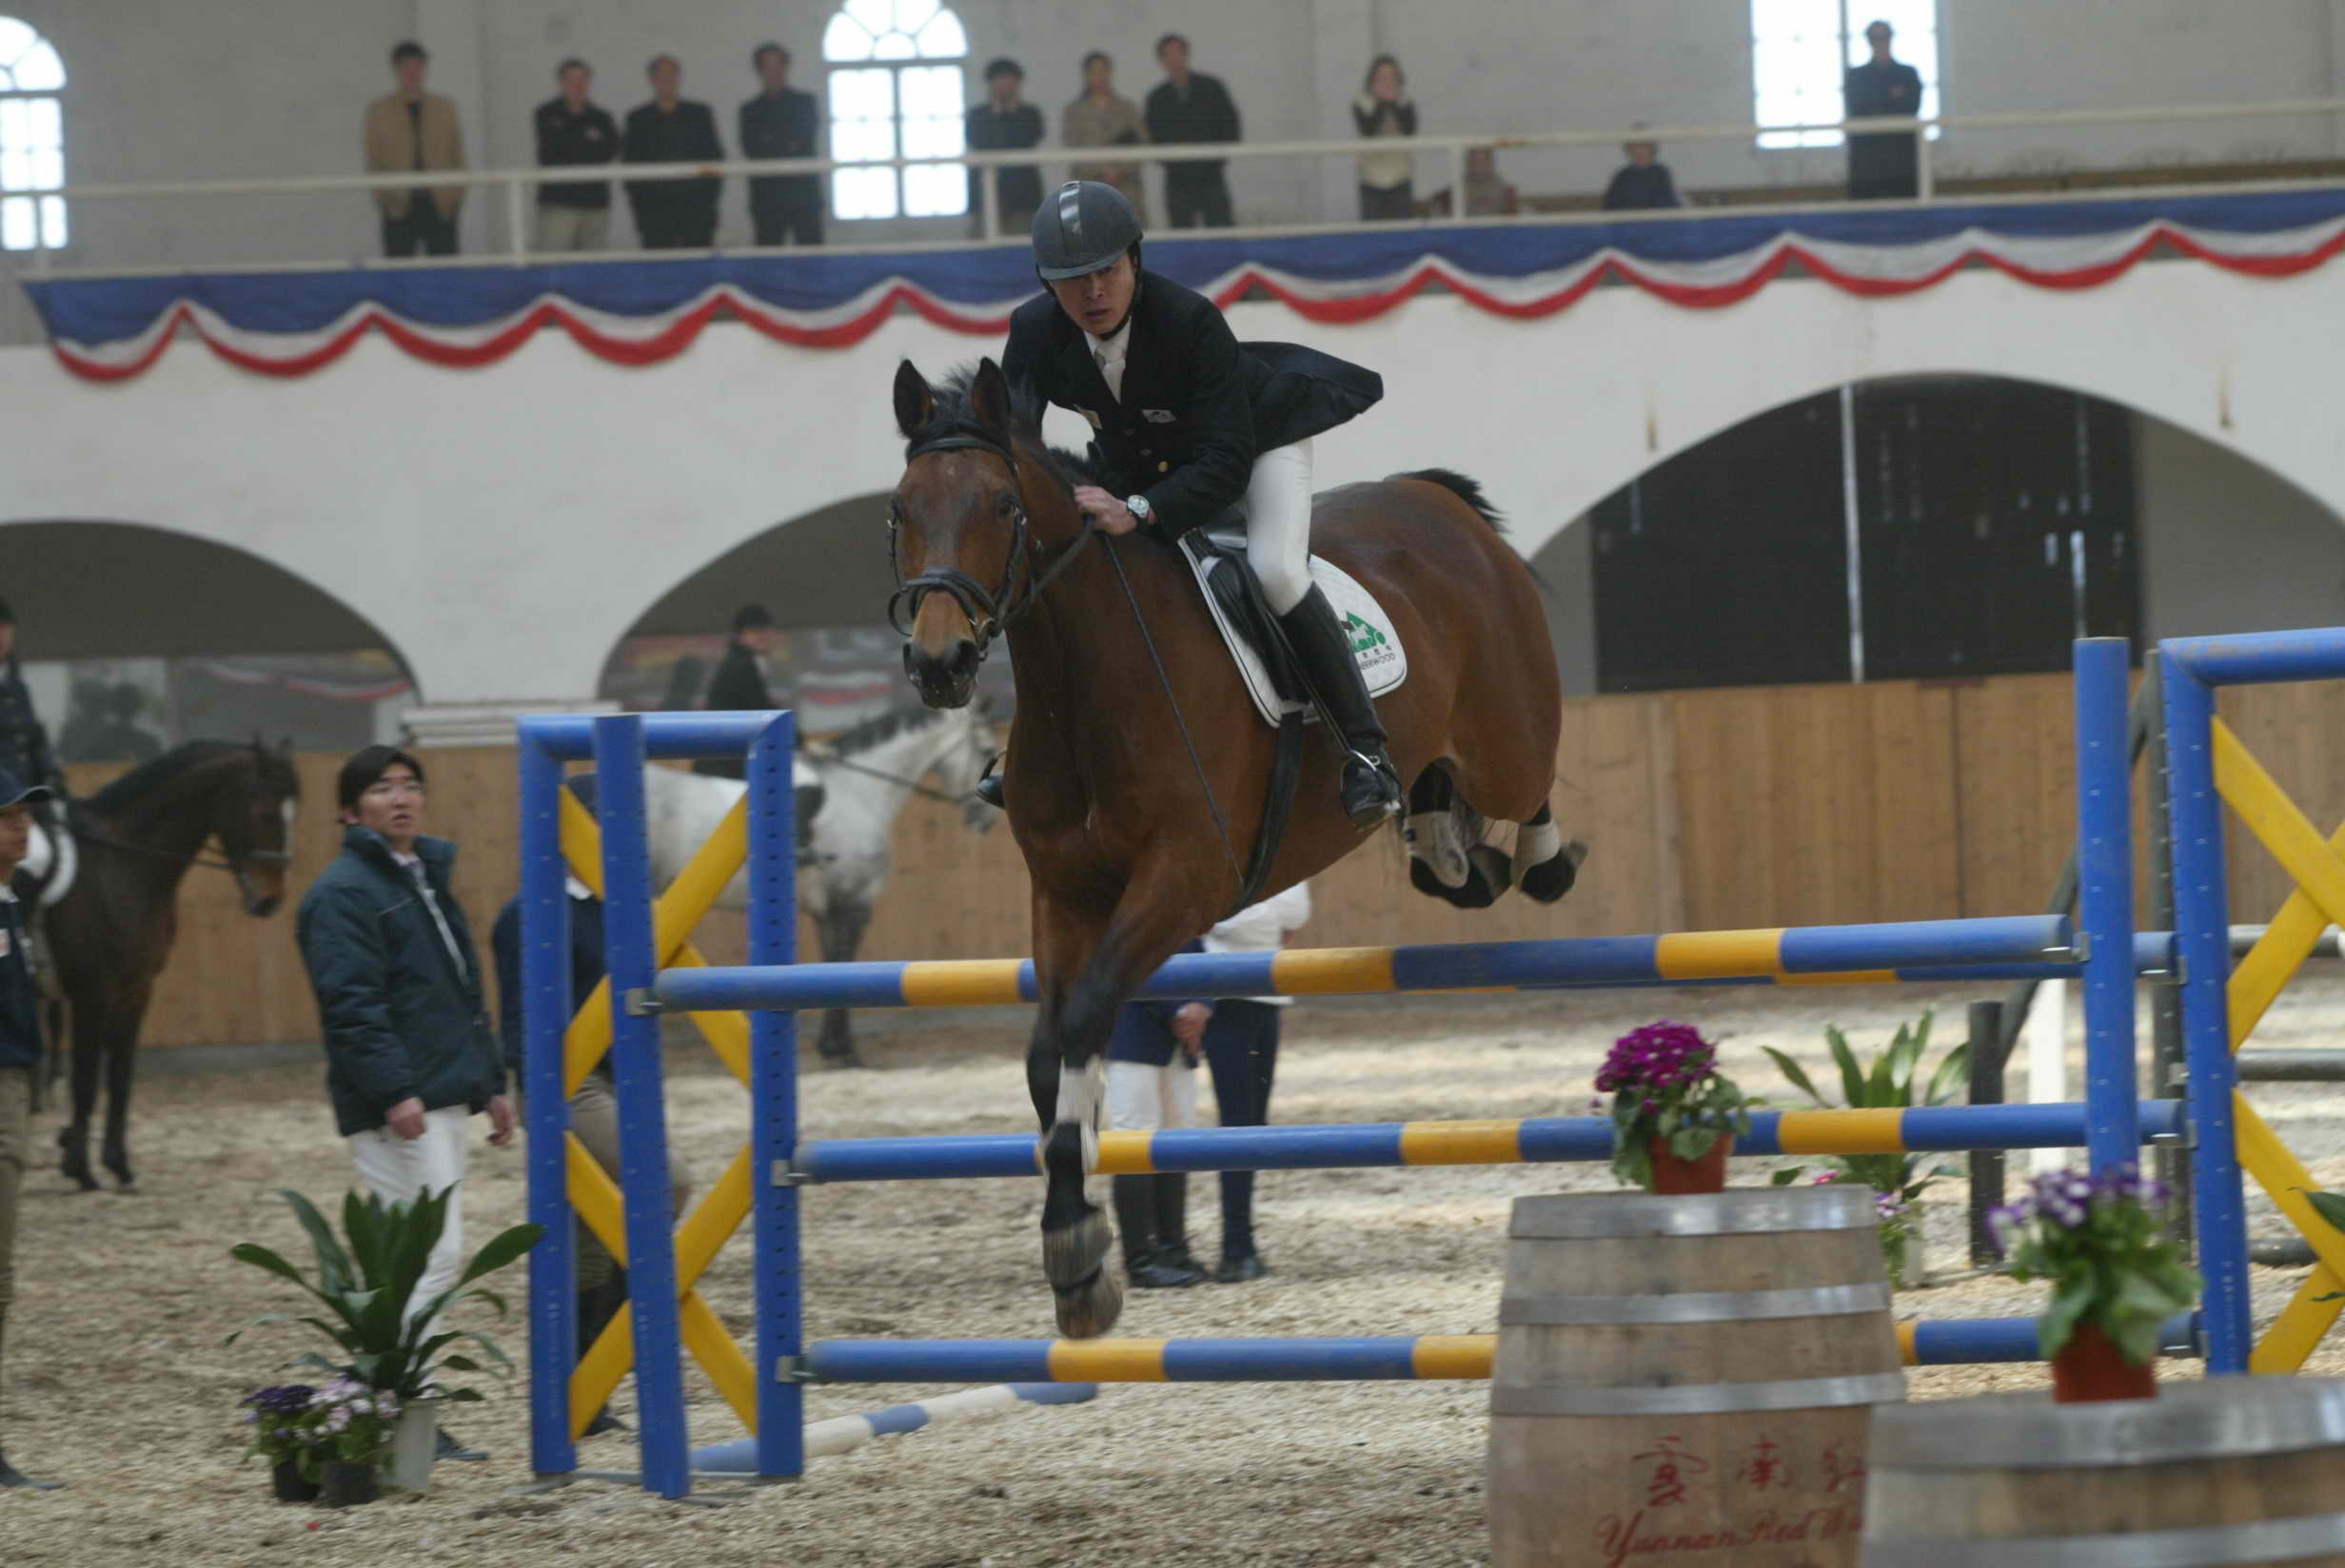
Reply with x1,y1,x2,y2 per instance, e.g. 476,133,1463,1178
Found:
1390,467,1506,534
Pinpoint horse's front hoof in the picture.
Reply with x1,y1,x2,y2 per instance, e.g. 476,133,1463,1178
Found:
1053,1267,1124,1339
1042,1206,1112,1288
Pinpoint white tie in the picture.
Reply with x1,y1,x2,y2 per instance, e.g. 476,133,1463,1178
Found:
1094,338,1127,403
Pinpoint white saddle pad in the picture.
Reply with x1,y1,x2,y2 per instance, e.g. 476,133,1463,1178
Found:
1185,525,1409,728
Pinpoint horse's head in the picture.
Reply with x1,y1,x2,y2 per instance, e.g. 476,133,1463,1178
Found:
218,735,300,916
889,358,1056,710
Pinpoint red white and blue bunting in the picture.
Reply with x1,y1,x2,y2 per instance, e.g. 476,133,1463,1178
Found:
24,186,2345,382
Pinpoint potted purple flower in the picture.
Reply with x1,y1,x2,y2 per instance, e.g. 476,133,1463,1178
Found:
239,1383,322,1502
1988,1164,2201,1403
1596,1021,1756,1193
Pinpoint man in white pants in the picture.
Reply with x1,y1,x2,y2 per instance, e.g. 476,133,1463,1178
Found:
296,745,512,1463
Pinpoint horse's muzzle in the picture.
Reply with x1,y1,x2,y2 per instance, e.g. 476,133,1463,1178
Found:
903,637,980,710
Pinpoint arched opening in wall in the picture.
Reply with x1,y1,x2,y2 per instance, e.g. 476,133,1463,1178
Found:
0,520,415,760
1528,377,2345,696
599,491,1014,735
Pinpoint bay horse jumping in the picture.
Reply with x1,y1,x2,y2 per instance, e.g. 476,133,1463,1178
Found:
887,360,1580,1336
47,738,300,1189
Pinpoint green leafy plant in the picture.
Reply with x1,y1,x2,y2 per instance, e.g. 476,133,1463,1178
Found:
1992,1166,2200,1363
1765,1009,1969,1213
227,1186,542,1404
1597,1021,1758,1189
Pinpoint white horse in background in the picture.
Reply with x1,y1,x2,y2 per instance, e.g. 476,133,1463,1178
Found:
639,700,999,1066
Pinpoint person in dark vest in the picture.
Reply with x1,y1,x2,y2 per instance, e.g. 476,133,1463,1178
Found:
295,745,509,1464
739,42,824,247
1843,19,1923,200
984,181,1401,828
965,58,1045,236
692,605,778,780
0,766,60,1489
623,55,724,248
489,834,694,1438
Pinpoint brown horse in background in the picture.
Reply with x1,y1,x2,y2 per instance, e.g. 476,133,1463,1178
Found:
47,739,300,1189
887,359,1578,1336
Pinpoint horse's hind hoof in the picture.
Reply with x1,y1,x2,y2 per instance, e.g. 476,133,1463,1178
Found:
1520,839,1587,905
1053,1266,1124,1339
1042,1206,1113,1288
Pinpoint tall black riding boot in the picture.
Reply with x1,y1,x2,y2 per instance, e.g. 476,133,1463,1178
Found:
1153,1173,1202,1276
1279,586,1403,830
1114,1173,1200,1287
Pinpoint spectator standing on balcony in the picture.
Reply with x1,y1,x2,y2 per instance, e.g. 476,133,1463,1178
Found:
1602,128,1685,211
1351,55,1416,223
624,56,724,249
1843,19,1922,200
1064,51,1148,223
693,605,778,780
532,59,619,252
1145,34,1240,229
740,43,825,247
966,58,1046,238
364,41,466,258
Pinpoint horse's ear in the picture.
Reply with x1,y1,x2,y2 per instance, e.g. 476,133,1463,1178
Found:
970,358,1013,439
894,361,934,440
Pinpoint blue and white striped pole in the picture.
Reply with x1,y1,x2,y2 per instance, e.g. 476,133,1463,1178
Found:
692,1382,1099,1473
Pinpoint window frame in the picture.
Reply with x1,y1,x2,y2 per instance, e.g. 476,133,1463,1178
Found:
0,15,67,252
1749,0,1942,152
821,0,970,224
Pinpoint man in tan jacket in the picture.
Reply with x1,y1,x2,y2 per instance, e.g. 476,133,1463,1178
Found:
365,40,466,257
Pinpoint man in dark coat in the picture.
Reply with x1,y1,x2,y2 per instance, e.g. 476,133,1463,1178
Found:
295,744,509,1463
0,602,56,795
740,42,823,246
0,766,59,1489
692,605,778,780
965,58,1045,236
1602,132,1685,211
532,58,620,251
1844,19,1923,200
995,181,1400,828
623,55,724,248
1143,34,1240,229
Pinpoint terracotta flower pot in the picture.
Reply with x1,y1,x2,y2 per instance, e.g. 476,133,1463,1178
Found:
2051,1321,2158,1403
320,1460,379,1508
1647,1130,1733,1194
269,1459,319,1503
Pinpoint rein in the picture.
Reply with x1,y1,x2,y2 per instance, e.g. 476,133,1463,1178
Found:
72,826,290,877
805,750,976,809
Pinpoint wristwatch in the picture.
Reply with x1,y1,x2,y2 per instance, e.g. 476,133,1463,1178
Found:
1126,494,1153,525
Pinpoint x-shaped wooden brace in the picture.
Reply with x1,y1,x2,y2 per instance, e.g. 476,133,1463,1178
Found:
555,786,760,1435
2208,720,2345,1371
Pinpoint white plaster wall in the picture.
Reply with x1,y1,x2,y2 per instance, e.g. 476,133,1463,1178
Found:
15,0,2345,272
2137,414,2345,642
3,255,2342,706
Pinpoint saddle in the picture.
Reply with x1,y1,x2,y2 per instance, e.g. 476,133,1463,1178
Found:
1179,517,1409,727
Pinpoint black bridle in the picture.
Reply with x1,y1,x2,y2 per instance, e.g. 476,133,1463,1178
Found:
887,431,1095,667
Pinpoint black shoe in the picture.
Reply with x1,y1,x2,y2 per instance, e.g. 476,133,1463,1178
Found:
435,1429,487,1462
582,1407,627,1438
1128,1252,1206,1288
973,754,1006,811
1214,1252,1269,1284
1278,587,1403,831
0,1449,60,1490
1153,1174,1201,1276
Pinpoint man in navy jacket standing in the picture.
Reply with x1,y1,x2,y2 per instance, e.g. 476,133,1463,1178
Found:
0,765,59,1489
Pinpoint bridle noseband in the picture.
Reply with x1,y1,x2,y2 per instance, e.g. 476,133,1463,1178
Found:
887,431,1095,670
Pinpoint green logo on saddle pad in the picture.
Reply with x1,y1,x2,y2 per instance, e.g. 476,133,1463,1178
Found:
1344,613,1388,656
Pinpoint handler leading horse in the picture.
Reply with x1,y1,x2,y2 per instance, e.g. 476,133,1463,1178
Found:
888,358,1575,1336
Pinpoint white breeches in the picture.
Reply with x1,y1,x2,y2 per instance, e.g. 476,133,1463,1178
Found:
1245,438,1315,616
1105,1058,1200,1133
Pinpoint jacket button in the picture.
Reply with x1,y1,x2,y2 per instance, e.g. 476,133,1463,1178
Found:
1158,461,1170,472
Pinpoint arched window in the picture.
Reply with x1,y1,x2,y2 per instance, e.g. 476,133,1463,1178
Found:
1750,0,1939,149
822,0,968,221
0,16,64,250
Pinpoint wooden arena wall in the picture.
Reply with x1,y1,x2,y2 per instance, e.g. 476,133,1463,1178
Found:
79,671,2345,1049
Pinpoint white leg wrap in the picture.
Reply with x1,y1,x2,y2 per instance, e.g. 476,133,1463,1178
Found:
1408,809,1470,888
1054,1058,1104,1174
1519,816,1564,868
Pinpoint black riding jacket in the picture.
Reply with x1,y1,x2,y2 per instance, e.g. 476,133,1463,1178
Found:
0,660,56,788
1000,269,1382,541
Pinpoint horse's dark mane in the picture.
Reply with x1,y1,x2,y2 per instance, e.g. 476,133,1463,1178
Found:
85,739,297,814
1392,467,1508,534
916,366,1097,497
826,702,949,758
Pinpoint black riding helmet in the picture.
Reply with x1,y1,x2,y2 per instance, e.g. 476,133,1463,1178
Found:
1031,179,1143,281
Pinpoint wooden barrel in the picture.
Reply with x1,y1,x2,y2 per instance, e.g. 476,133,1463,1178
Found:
1488,1186,1904,1567
1863,1376,2345,1565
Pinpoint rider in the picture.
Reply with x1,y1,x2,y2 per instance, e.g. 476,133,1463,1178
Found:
984,179,1403,831
0,601,63,903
